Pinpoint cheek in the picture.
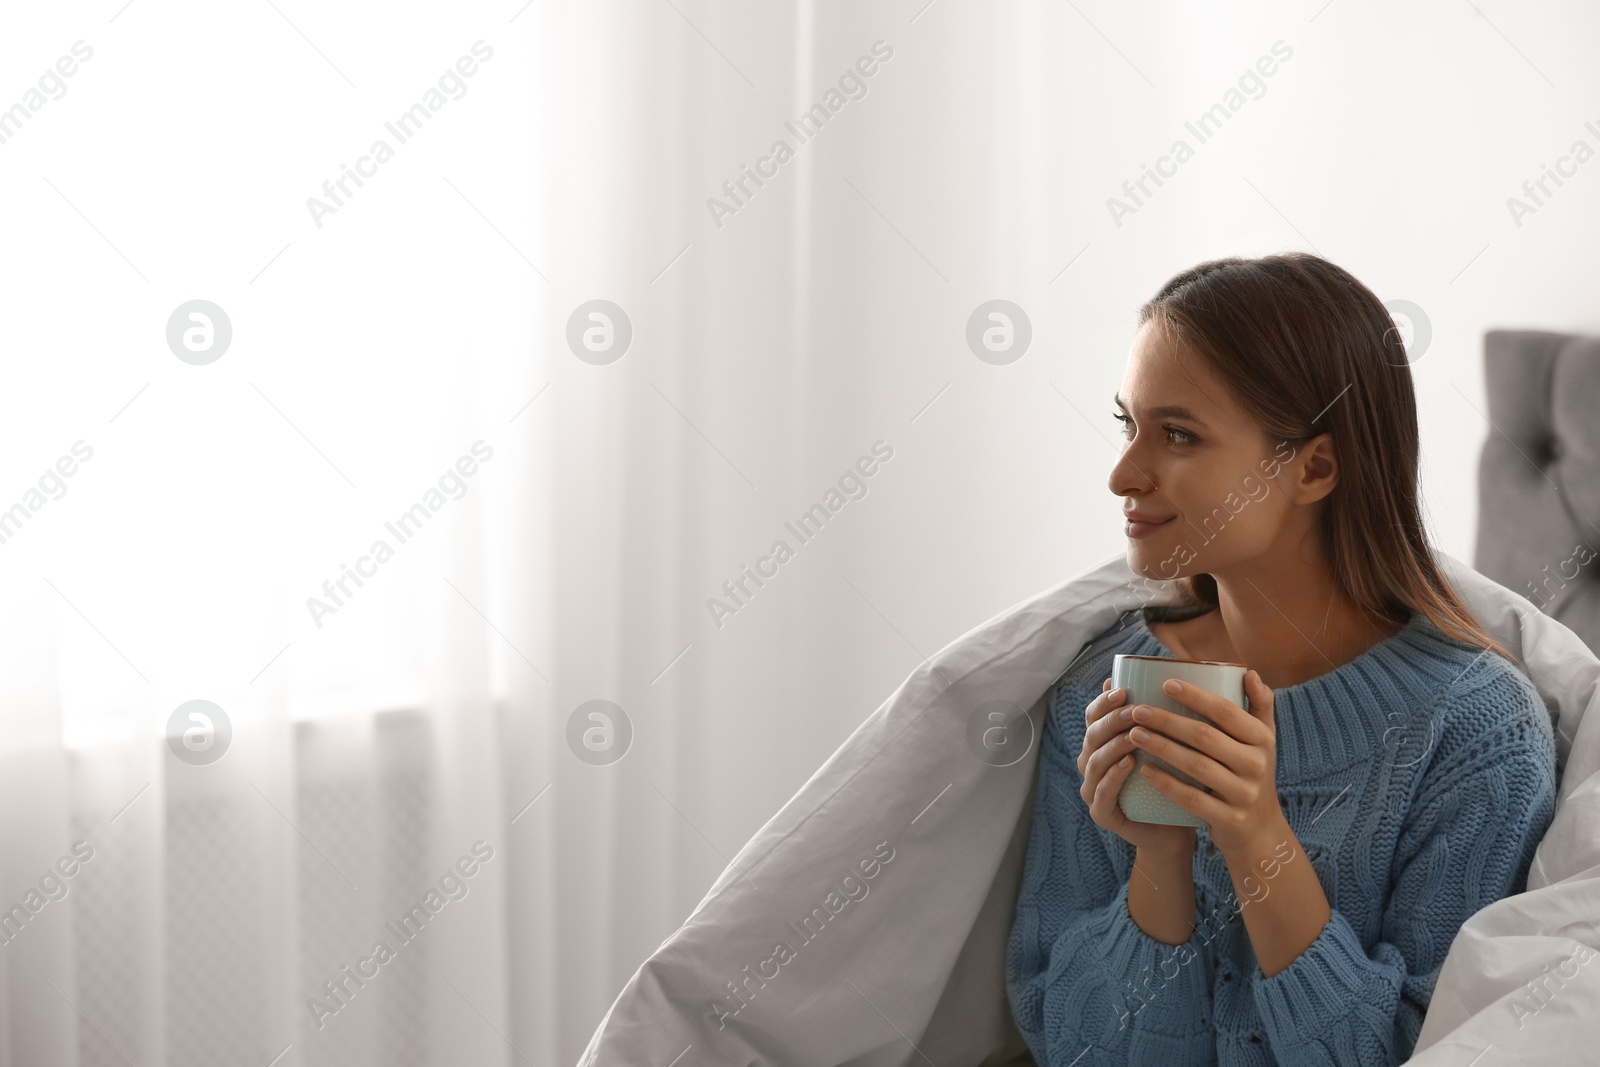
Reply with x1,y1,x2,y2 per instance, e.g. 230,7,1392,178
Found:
1173,460,1289,558
1169,469,1239,521
1205,500,1286,563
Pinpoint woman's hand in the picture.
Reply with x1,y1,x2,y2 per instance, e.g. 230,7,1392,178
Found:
1127,671,1281,857
1079,678,1198,858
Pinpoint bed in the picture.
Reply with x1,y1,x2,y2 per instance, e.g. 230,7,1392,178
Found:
1474,328,1600,662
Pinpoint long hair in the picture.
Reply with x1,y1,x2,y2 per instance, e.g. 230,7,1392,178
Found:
1137,252,1515,664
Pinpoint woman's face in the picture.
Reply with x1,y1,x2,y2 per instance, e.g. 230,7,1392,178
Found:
1109,319,1317,585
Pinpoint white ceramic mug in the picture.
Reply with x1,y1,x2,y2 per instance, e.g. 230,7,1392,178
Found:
1112,653,1248,827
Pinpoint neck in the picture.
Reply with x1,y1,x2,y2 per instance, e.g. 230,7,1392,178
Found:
1203,558,1398,689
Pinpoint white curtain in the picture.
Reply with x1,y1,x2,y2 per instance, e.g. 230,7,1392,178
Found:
3,1,1596,1065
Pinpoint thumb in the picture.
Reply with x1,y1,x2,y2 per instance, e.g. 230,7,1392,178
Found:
1246,669,1275,727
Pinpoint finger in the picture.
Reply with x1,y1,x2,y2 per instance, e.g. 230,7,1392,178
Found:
1094,751,1132,825
1138,761,1224,824
1079,741,1116,805
1079,726,1125,795
1079,684,1129,776
1244,670,1276,728
1086,680,1126,726
1159,678,1262,743
1127,704,1253,776
1088,699,1136,751
1091,751,1137,826
1086,728,1138,786
1128,725,1244,803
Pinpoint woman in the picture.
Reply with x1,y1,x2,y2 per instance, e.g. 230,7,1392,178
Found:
1005,253,1558,1065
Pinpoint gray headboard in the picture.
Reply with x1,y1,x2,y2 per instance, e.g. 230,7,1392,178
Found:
1474,329,1600,656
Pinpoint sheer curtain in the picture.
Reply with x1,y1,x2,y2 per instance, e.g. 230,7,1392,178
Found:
0,2,537,1063
3,1,1593,1065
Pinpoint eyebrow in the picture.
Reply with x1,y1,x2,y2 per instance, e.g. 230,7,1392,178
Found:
1113,393,1209,428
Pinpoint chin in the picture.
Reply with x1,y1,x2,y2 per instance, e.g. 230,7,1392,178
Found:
1126,543,1184,580
1125,546,1170,582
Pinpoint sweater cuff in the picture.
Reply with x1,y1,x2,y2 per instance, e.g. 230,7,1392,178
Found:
1251,908,1378,1050
1085,878,1213,1035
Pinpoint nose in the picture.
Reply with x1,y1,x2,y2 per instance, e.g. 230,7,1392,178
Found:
1108,436,1155,499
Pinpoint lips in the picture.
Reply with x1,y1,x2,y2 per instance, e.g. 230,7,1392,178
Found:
1123,510,1175,538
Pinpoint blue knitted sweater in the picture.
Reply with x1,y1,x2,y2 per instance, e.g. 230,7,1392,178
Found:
1006,607,1558,1066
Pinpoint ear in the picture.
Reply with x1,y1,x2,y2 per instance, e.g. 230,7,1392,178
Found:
1289,432,1339,505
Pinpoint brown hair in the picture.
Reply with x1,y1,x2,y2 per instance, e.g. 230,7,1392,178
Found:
1137,252,1515,665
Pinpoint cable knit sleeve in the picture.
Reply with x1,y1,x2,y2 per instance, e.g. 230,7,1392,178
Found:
1250,666,1559,1065
1006,687,1216,1066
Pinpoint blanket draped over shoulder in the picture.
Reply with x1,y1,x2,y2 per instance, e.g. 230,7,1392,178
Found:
579,551,1600,1067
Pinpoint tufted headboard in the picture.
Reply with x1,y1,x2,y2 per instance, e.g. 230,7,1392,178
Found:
1473,329,1600,657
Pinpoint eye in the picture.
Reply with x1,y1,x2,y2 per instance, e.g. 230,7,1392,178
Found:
1112,411,1199,447
1166,426,1199,446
